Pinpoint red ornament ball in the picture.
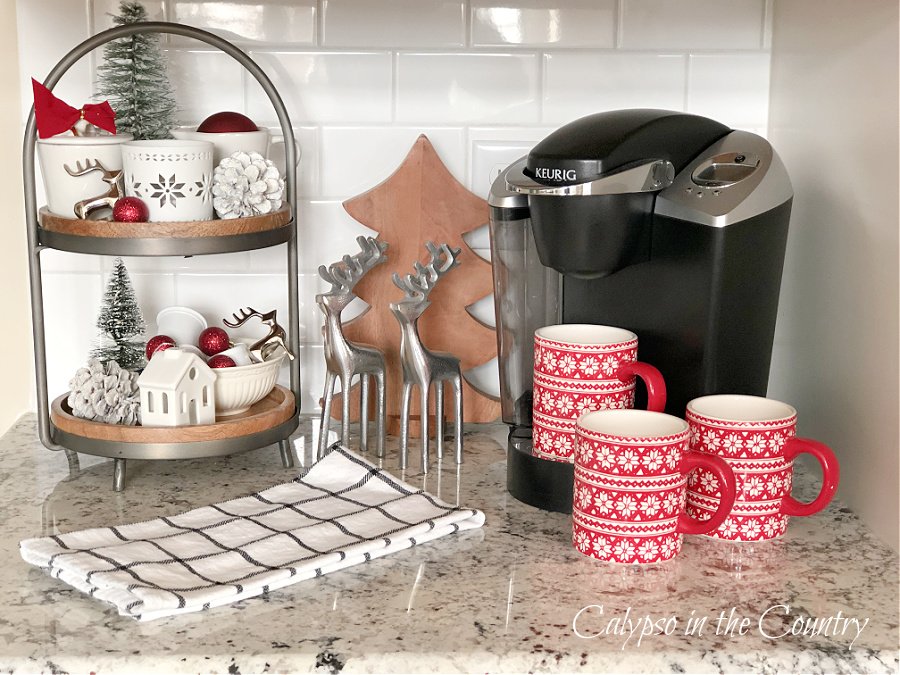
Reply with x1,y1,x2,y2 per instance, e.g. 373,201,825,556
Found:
197,111,258,133
198,327,230,356
113,196,150,222
146,334,176,360
207,354,236,369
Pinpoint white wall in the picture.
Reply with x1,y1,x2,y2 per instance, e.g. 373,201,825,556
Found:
767,0,899,550
0,2,33,435
15,0,773,416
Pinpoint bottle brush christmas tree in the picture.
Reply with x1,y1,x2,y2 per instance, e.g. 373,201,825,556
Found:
92,257,146,371
96,0,177,140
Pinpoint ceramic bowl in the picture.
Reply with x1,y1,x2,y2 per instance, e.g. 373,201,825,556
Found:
213,354,284,416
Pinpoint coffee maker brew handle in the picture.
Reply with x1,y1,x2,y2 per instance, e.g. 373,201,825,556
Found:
617,362,667,412
677,454,737,535
780,437,840,517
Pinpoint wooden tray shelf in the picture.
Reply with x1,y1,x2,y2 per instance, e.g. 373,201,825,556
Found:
40,205,291,239
38,206,293,256
51,385,295,446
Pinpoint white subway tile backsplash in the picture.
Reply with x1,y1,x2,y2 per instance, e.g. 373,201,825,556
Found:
171,0,316,46
246,51,393,126
396,53,541,125
109,252,251,275
319,126,466,198
40,251,103,274
322,0,465,48
687,53,770,129
621,0,766,50
42,273,102,398
543,52,687,124
471,0,616,48
167,50,245,125
297,200,376,272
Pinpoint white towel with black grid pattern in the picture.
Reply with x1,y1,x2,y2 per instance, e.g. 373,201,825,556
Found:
20,446,485,621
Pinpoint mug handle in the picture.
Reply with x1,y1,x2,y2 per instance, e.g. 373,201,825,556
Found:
616,362,667,412
677,454,737,535
780,437,840,517
269,138,302,167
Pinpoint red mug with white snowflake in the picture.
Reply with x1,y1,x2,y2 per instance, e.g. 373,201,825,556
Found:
684,395,840,542
532,325,666,463
572,410,736,564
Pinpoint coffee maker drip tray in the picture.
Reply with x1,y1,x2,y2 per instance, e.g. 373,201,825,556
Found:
507,429,574,513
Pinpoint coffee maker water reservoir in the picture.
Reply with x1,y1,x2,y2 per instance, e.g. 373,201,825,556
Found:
488,109,793,512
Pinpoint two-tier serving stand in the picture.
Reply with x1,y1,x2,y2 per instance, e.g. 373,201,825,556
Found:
24,22,302,490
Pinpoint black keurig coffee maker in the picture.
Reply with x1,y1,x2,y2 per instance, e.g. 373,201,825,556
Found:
488,109,793,512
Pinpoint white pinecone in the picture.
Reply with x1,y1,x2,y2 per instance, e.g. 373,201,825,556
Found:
67,358,141,426
212,151,284,219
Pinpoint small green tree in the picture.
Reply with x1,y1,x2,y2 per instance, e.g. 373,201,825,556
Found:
96,0,177,140
92,258,146,371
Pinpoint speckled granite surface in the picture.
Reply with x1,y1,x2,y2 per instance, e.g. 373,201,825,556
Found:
0,414,897,674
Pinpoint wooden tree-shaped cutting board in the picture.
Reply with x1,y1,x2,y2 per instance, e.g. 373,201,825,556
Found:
334,135,500,434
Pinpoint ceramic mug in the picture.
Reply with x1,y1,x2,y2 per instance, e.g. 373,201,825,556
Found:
573,409,736,564
684,394,840,542
36,133,133,217
122,140,214,221
171,127,301,167
532,324,666,462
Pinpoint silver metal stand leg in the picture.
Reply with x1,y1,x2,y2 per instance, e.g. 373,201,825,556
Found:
64,449,80,474
278,438,294,468
420,385,430,474
318,371,336,459
453,375,463,465
113,458,126,492
400,381,412,469
360,374,369,453
435,380,444,460
375,370,385,458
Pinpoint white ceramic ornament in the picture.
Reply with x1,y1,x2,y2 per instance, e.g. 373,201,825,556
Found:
212,151,284,219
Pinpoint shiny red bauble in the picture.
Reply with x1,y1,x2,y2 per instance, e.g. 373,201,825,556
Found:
112,196,150,222
207,354,236,368
146,334,176,360
198,327,230,356
197,111,258,133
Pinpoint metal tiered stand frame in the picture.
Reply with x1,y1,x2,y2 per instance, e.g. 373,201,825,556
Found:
24,22,302,490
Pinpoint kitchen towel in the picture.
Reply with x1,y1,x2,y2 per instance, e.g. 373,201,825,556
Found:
20,445,485,621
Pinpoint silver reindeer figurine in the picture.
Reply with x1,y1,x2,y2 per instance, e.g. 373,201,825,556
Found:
317,236,389,459
391,241,464,472
223,307,295,362
63,159,124,220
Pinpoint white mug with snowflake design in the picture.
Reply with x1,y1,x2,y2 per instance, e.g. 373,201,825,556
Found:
684,394,840,542
573,409,737,564
122,140,214,222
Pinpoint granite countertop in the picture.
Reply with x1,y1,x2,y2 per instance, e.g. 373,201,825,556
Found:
0,414,897,674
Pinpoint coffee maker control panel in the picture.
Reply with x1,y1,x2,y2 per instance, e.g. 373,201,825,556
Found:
691,152,760,188
656,130,793,228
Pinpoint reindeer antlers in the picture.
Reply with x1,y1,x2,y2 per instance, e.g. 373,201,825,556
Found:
64,159,115,178
318,235,389,295
392,241,461,304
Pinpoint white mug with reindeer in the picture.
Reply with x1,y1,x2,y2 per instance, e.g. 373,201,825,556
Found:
36,133,132,218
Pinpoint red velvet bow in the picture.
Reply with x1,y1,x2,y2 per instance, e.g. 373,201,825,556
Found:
32,79,117,139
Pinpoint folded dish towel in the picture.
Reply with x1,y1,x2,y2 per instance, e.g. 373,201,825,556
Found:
20,446,485,621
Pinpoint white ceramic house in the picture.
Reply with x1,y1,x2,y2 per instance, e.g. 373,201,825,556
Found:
138,349,217,426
